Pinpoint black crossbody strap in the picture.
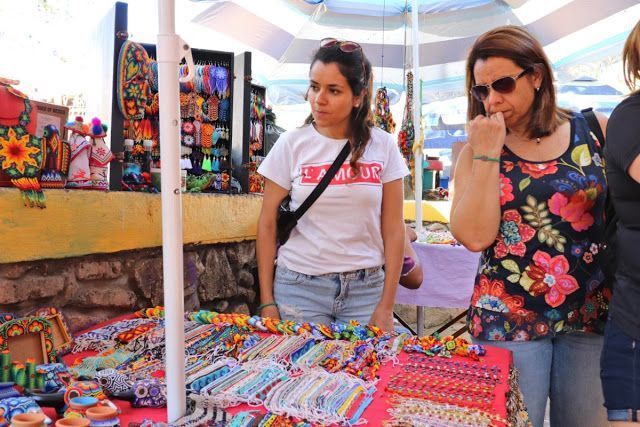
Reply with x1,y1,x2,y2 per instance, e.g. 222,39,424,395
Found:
294,141,351,219
581,108,606,147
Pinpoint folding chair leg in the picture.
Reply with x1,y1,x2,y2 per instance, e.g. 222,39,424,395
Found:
434,310,468,337
393,311,417,335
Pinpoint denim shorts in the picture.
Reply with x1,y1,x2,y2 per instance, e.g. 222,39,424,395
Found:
601,317,640,421
273,264,384,326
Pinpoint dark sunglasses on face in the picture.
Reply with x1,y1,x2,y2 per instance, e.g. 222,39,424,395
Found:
470,67,533,102
320,37,362,53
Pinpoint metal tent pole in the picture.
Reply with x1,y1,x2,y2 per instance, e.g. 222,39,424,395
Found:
157,0,194,420
411,0,423,233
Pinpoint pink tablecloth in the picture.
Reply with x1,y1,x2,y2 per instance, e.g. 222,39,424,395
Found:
396,242,481,308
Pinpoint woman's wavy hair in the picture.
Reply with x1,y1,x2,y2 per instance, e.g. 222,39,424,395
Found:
465,25,571,138
304,43,373,173
623,19,640,93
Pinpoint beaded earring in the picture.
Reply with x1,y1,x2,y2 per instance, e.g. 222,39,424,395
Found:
207,66,217,96
207,95,219,122
182,135,195,147
180,93,190,118
215,65,229,95
201,124,214,148
193,120,201,147
218,98,230,122
202,155,212,172
187,92,197,118
194,94,205,121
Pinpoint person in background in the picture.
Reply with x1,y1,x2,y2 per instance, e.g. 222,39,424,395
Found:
600,19,640,426
399,225,423,290
450,26,609,427
255,38,408,332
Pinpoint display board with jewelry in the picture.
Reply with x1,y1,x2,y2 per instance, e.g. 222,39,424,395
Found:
247,84,266,194
115,39,238,194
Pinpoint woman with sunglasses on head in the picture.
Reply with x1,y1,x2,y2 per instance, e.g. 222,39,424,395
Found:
600,20,640,427
256,38,408,332
451,26,609,427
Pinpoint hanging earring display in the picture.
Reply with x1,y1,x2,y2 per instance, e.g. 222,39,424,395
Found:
247,86,267,193
398,70,415,165
121,50,235,193
373,87,396,133
372,1,396,134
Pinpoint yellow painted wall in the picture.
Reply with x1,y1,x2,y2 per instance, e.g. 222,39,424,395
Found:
403,200,451,223
0,189,262,264
0,187,449,264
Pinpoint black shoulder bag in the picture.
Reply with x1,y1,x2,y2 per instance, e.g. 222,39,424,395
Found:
582,108,618,285
276,141,351,246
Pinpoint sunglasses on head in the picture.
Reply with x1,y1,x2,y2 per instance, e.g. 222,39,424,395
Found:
320,37,362,53
470,67,533,102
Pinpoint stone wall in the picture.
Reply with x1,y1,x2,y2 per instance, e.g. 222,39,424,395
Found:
0,241,258,333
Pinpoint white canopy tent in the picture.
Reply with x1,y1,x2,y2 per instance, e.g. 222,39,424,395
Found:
185,0,640,104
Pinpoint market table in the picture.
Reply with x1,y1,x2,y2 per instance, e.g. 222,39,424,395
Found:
45,312,525,426
226,344,513,426
40,320,169,426
396,242,481,336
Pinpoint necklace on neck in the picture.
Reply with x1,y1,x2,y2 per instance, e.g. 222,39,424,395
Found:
510,130,541,144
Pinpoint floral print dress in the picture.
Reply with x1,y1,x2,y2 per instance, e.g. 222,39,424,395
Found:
467,113,610,341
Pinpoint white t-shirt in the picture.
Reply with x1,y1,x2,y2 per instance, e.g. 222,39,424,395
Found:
258,124,409,275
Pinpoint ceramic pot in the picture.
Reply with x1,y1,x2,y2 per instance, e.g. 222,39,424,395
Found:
55,418,90,427
10,412,46,427
63,396,98,418
64,381,105,405
85,407,119,427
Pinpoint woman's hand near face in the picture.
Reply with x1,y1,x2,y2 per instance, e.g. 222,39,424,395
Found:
450,114,503,252
467,111,506,158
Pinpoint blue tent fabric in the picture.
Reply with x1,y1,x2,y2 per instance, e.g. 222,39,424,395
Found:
190,0,640,106
302,0,495,16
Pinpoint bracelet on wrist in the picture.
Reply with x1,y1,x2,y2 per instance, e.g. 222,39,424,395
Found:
257,302,278,311
472,155,500,163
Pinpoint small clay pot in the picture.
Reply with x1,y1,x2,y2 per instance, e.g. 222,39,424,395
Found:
85,407,117,421
85,406,119,427
55,418,90,427
10,412,46,427
64,396,99,419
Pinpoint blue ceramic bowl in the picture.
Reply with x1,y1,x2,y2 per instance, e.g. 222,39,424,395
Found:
69,396,98,408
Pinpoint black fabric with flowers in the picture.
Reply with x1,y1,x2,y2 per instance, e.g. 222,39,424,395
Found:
467,113,610,341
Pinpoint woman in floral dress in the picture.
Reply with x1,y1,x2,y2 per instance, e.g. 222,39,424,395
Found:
451,26,609,427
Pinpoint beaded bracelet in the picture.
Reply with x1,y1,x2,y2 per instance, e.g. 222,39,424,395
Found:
472,154,500,163
257,302,278,311
263,369,374,425
385,396,508,427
